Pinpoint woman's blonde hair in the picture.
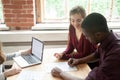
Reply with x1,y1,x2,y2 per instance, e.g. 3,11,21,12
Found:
69,6,86,18
0,42,6,64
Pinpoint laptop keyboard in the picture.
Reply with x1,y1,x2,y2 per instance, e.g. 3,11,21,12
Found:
22,55,38,64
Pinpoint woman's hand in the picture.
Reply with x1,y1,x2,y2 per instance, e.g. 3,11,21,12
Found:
4,63,22,77
54,53,63,59
20,48,32,56
51,67,62,78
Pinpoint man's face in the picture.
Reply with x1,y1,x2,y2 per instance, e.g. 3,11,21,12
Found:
82,28,98,44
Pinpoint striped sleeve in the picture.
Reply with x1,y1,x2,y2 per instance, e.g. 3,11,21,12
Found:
5,51,21,61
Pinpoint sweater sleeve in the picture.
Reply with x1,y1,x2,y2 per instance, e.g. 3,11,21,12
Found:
86,52,120,80
62,52,82,59
61,44,96,60
61,36,75,59
61,34,97,60
62,45,96,60
5,51,21,61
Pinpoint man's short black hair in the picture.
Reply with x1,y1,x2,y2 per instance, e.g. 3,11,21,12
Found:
81,13,109,33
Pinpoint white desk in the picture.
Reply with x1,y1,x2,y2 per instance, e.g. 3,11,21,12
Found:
7,48,91,80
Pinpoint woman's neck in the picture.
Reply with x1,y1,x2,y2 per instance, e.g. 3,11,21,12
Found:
75,27,82,33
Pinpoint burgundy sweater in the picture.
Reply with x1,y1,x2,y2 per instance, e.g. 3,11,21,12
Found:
61,26,97,60
86,32,120,80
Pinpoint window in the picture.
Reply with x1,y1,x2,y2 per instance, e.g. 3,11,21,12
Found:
0,0,4,24
40,0,88,22
37,0,120,23
112,0,120,21
90,0,120,21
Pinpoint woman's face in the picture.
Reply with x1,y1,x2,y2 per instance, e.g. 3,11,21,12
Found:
70,13,83,29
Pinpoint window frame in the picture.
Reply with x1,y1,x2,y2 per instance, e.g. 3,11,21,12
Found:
0,0,4,24
36,0,120,23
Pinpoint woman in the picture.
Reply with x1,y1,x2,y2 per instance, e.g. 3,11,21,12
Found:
0,42,31,80
54,6,97,60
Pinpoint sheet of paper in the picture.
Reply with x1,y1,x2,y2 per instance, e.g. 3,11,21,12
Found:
44,62,77,73
16,70,45,80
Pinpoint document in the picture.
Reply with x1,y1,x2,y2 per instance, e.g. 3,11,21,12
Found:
16,70,45,80
44,62,77,73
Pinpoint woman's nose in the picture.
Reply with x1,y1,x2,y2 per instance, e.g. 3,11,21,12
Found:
74,21,80,26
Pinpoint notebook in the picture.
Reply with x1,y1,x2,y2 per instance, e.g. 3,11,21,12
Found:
16,70,45,80
13,37,44,68
44,62,77,73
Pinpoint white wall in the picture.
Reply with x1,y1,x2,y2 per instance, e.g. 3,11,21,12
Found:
0,30,68,53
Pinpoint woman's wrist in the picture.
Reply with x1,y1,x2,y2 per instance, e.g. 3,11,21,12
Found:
3,71,9,77
14,50,22,57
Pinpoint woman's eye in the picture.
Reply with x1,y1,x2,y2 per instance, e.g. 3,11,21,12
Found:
77,20,81,22
71,20,74,22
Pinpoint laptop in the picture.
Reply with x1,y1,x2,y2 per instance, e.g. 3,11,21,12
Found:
13,37,44,68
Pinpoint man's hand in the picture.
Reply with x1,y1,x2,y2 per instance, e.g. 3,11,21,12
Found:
68,58,83,67
51,67,83,80
51,67,62,78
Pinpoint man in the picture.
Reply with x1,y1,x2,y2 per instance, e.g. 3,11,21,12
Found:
0,42,31,80
51,13,120,80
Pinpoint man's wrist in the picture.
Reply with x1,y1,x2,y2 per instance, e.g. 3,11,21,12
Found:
60,71,83,80
79,57,88,64
59,71,65,79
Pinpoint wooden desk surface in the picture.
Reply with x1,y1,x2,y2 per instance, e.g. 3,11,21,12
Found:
7,48,91,80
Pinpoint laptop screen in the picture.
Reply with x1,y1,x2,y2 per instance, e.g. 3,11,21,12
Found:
32,38,44,60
